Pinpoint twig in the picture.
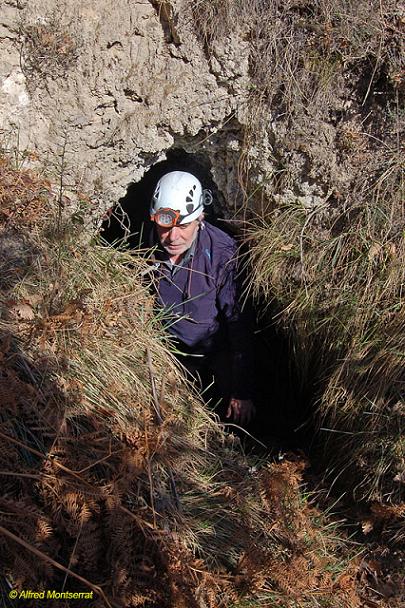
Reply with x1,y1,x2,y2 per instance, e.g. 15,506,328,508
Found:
76,444,124,474
62,519,83,592
219,423,268,449
362,0,384,106
167,469,182,513
118,505,157,531
0,429,89,484
0,525,118,608
0,430,121,477
145,348,181,512
146,348,163,425
0,471,41,480
299,199,330,296
159,376,166,412
144,407,157,528
0,429,158,532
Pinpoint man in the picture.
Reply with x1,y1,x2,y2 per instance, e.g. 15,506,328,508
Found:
149,170,255,426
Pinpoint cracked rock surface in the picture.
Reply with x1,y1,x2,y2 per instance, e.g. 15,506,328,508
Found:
0,0,250,208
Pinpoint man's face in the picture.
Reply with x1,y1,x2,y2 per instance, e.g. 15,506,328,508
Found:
156,219,199,257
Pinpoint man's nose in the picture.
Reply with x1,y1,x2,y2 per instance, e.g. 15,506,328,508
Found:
169,226,180,240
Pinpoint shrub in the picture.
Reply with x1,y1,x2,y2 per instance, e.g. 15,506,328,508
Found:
21,13,81,83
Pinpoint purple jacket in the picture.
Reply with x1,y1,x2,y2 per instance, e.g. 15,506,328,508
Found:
150,221,253,399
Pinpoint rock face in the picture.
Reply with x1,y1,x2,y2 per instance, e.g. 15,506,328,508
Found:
0,0,250,209
1,0,403,216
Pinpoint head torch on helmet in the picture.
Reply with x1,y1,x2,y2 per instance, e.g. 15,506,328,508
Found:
151,208,183,228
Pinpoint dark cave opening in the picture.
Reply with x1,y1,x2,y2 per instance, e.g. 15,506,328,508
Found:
101,148,314,452
101,148,231,249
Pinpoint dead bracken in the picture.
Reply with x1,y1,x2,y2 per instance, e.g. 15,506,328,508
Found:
0,153,384,608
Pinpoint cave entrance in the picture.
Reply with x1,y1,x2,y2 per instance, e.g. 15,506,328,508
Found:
101,148,312,452
101,148,230,250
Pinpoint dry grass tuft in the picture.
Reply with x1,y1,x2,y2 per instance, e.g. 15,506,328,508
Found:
0,154,369,607
191,0,404,114
245,145,404,505
190,0,404,510
21,12,81,84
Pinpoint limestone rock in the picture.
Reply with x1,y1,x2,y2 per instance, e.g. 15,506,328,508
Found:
0,0,249,210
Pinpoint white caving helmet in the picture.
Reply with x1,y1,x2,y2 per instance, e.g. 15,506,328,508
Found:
150,171,212,227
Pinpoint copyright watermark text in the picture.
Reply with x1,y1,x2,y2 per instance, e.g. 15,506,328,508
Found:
9,589,94,600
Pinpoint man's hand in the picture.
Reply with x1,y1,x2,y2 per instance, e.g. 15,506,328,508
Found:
226,398,256,426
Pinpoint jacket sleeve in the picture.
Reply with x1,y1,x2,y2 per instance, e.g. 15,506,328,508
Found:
216,252,255,400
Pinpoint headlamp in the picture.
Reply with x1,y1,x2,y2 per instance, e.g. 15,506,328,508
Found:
151,208,182,228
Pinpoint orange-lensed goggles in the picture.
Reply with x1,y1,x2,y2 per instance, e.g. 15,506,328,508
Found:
150,208,184,228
